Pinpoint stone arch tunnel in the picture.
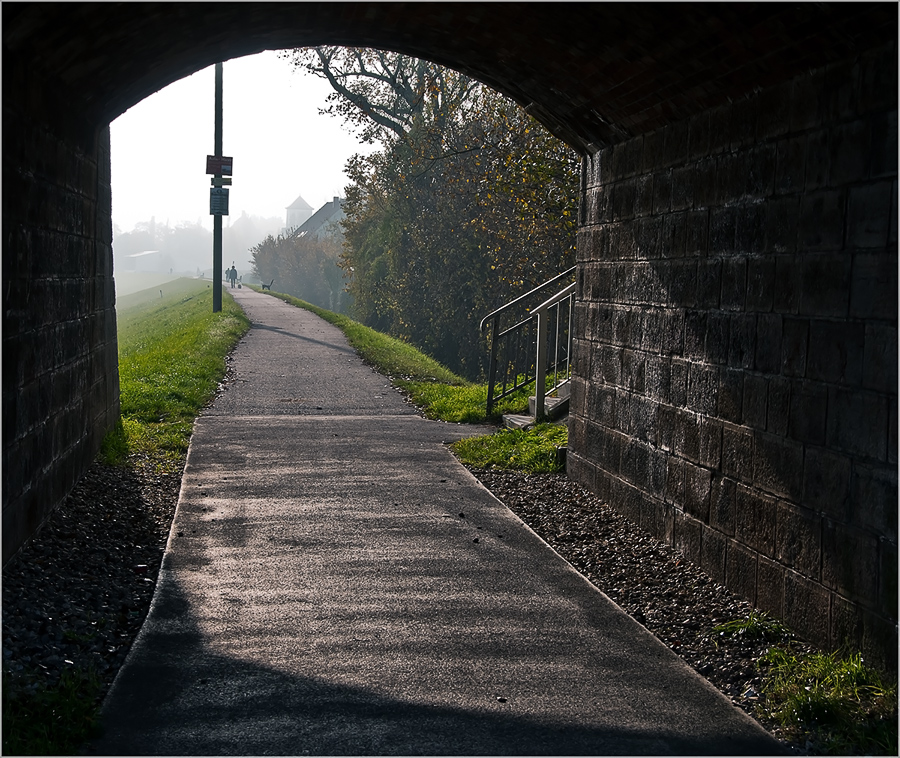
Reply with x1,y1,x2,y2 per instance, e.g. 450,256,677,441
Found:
3,3,896,667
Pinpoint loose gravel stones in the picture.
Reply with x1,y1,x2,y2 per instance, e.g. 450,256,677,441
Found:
2,461,180,695
466,467,814,752
3,456,809,754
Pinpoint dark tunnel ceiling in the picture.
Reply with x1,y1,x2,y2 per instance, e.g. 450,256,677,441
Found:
3,2,896,153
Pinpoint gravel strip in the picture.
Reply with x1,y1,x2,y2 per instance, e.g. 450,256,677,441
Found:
466,467,813,753
2,455,809,754
2,461,180,694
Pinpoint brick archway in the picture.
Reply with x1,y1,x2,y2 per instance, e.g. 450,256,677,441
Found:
3,2,896,666
4,3,892,152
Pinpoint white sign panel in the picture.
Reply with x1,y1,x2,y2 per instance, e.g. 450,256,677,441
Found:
210,188,229,216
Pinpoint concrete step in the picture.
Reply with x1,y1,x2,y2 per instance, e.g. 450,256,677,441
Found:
528,394,569,420
503,396,570,431
502,414,535,430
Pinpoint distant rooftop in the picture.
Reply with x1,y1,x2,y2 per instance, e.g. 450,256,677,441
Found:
290,197,344,239
286,193,313,211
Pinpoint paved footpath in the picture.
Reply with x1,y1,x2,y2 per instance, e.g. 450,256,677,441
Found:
89,288,783,755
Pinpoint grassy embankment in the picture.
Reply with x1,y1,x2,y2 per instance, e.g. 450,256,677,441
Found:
100,278,251,468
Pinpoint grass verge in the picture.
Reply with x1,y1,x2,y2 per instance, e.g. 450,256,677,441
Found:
2,667,103,755
450,423,568,473
3,279,249,755
757,646,897,755
102,278,250,470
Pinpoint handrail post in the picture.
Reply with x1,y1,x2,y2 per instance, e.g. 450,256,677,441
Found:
566,291,574,381
535,309,548,421
480,271,576,420
485,317,499,415
532,281,577,421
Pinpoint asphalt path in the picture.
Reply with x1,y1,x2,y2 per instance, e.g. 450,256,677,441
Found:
89,287,783,755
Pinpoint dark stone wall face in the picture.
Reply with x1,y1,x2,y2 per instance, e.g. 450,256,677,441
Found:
2,65,119,564
569,43,898,669
5,5,895,157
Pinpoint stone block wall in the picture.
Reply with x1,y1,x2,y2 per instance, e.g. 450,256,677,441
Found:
2,63,119,565
568,43,897,669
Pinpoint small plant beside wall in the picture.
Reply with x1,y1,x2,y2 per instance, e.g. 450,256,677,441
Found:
757,647,897,755
711,610,788,641
714,612,898,755
2,666,102,754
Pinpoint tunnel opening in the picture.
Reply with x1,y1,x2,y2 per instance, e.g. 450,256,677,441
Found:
4,3,896,668
109,45,581,382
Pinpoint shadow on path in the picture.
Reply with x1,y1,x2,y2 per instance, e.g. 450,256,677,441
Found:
252,322,357,356
90,576,781,757
86,291,785,756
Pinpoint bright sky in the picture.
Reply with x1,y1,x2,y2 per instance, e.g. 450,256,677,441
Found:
110,50,374,233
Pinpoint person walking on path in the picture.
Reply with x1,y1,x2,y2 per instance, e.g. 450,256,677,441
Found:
228,264,238,289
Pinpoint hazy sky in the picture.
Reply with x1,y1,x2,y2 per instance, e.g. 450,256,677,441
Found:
110,50,374,233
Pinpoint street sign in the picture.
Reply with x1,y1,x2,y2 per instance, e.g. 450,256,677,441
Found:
206,155,233,175
210,187,229,215
211,177,232,187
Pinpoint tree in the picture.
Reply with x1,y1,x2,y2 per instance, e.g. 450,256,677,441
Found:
284,47,579,378
250,230,347,313
283,48,480,145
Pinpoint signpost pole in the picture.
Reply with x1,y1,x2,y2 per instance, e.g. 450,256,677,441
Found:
212,62,223,313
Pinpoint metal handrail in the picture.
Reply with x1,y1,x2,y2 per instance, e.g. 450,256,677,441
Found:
481,268,577,416
533,281,577,315
479,267,576,333
533,282,576,419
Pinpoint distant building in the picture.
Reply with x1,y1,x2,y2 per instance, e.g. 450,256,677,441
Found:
285,193,313,230
121,250,161,272
290,196,344,242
